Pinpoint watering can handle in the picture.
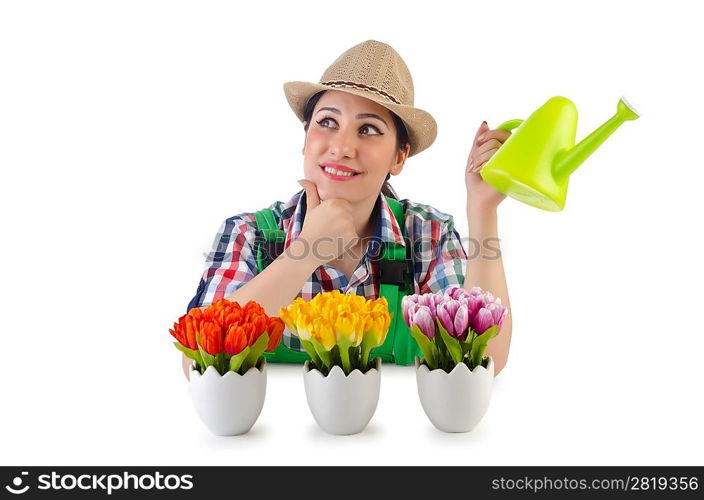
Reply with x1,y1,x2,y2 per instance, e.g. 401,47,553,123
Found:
496,119,523,131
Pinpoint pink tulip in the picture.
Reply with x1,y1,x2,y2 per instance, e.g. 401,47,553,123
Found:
436,300,460,337
417,294,438,319
454,303,470,341
404,288,508,341
473,308,495,335
402,294,419,326
466,294,485,323
411,305,436,339
444,286,467,301
487,302,508,329
404,302,417,326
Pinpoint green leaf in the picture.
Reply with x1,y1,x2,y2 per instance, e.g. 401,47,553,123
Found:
460,332,472,357
198,348,216,374
230,346,249,372
360,330,377,371
310,337,332,373
337,337,352,375
436,318,463,364
244,333,269,371
432,325,448,366
329,344,341,369
461,329,476,358
301,339,322,367
470,325,499,367
410,325,437,369
229,346,250,373
173,342,204,367
215,352,227,374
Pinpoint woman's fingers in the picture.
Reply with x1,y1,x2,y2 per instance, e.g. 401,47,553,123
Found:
470,140,501,172
473,121,489,145
473,148,499,171
477,128,512,144
468,122,488,172
475,138,503,156
298,179,321,212
468,122,512,174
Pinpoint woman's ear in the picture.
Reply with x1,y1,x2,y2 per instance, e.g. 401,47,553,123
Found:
390,144,411,175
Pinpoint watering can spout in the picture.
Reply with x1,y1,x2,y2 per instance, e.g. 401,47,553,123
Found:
553,96,640,181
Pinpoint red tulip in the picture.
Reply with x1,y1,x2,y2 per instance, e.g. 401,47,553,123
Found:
224,325,248,355
266,318,284,351
252,315,268,338
170,297,281,364
240,322,257,346
184,312,201,350
170,310,200,350
243,301,265,321
169,316,189,348
198,319,224,355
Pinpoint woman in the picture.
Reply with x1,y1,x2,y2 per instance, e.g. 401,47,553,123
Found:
183,40,513,378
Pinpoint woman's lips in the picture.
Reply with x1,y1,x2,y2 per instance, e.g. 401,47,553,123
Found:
320,165,362,181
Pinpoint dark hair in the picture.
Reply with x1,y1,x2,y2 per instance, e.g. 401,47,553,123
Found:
302,90,409,200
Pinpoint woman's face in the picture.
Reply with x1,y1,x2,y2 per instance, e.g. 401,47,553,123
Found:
302,90,409,203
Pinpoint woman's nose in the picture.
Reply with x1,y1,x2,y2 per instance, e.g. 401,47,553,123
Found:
328,128,357,158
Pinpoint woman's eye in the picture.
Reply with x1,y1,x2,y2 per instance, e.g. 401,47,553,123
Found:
360,124,382,136
317,117,336,128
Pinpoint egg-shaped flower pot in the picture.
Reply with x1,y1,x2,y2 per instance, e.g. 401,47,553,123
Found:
415,356,494,433
189,357,267,436
303,357,381,435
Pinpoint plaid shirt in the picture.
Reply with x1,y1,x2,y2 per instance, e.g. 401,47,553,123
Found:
190,189,467,350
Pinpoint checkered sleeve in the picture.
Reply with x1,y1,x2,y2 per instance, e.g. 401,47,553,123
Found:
187,214,259,310
418,217,467,294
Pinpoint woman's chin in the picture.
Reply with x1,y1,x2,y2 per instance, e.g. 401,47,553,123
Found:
317,185,352,202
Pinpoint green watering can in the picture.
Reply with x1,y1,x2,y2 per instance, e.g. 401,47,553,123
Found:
480,96,640,211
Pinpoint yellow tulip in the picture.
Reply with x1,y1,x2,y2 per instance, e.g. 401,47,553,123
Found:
365,313,389,347
370,297,389,315
295,312,314,341
352,314,366,346
312,317,336,350
278,307,294,332
334,311,357,344
281,291,391,357
351,295,367,310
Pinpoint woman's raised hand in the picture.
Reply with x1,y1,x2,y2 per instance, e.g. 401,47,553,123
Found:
296,179,360,266
465,121,512,210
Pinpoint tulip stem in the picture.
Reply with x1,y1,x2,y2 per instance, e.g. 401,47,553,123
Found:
361,347,371,371
339,339,352,374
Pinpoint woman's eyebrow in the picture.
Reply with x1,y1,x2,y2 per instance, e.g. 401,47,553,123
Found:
316,106,388,127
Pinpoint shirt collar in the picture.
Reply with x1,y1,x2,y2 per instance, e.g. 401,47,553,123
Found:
282,190,405,258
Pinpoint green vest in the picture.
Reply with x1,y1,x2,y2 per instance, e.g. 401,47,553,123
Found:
254,196,421,366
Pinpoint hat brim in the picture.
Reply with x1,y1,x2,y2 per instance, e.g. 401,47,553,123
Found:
283,81,437,157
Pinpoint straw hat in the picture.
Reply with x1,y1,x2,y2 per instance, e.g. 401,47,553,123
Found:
283,40,437,157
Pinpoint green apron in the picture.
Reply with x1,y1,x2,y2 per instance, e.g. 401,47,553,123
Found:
254,196,421,366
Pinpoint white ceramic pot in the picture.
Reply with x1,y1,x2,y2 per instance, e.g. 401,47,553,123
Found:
189,357,267,436
303,357,381,435
415,356,494,433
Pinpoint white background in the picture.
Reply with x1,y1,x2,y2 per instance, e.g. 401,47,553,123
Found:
1,0,702,466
